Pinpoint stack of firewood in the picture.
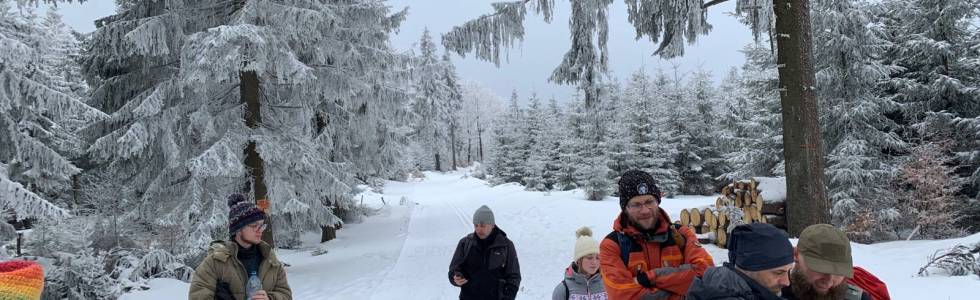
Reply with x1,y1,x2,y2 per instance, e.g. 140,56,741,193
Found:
677,178,786,247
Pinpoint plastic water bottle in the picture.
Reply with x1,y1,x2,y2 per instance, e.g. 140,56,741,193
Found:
246,271,261,298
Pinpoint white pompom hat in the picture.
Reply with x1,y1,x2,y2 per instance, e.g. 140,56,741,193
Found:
573,226,599,262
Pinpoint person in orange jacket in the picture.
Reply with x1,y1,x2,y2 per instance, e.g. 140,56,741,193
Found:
599,170,714,300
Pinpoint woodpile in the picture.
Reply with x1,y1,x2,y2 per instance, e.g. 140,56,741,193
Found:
676,178,786,248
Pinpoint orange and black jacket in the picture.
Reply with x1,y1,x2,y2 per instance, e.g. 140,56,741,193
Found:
599,208,714,300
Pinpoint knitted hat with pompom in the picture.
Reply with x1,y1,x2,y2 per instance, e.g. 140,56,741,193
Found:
0,260,44,300
573,227,599,263
228,193,266,237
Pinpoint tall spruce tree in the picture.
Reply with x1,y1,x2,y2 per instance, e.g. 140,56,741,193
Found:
813,0,906,238
1,2,96,222
81,0,412,251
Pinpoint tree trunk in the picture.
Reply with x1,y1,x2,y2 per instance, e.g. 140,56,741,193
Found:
477,117,485,162
773,0,829,236
466,136,472,165
435,152,441,171
320,225,337,243
241,70,275,247
450,123,458,170
71,174,79,208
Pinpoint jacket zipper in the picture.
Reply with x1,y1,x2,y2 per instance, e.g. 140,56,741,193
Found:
586,277,591,297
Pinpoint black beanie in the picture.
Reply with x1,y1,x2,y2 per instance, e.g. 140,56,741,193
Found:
617,169,661,209
727,223,794,272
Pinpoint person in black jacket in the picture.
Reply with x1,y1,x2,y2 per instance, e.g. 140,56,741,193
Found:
448,205,521,300
687,223,795,300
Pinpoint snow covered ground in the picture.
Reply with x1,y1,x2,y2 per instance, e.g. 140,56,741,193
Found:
122,168,980,299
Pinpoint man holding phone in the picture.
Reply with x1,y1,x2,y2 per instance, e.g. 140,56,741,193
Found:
448,205,521,300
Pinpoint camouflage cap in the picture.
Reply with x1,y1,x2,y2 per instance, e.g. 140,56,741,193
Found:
798,224,853,277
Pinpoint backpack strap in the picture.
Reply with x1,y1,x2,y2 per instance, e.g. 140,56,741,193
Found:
562,279,569,300
670,223,686,252
845,284,865,300
615,232,634,270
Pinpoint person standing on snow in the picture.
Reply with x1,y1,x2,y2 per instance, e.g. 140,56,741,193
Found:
600,170,714,300
448,205,521,300
552,226,607,300
189,194,291,300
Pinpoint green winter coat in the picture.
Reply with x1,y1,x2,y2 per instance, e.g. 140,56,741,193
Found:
189,240,292,300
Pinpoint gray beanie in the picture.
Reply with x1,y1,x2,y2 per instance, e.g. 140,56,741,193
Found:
473,205,495,225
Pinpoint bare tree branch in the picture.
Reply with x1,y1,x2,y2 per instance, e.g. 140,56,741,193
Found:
703,0,731,9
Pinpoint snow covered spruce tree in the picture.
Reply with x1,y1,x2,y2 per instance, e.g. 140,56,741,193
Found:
81,0,412,253
532,97,566,190
934,114,980,233
555,96,586,191
812,0,907,241
576,82,613,200
722,43,784,180
411,29,462,172
676,70,727,195
601,80,635,194
0,1,98,229
489,91,528,184
522,93,554,191
876,0,980,233
443,0,831,234
442,53,464,171
620,68,679,197
37,7,89,101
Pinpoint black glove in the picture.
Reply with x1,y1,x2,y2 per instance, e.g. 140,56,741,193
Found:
215,280,234,300
636,269,654,288
500,285,517,300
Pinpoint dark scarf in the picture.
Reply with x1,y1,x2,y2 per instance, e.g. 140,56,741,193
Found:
237,243,263,275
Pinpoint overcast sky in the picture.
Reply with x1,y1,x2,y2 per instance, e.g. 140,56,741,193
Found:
47,0,754,103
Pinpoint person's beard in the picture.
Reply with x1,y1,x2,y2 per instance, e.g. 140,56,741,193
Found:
628,210,659,231
790,269,848,300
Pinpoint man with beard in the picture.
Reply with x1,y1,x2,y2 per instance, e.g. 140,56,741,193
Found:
687,223,795,300
599,170,714,300
782,224,872,300
448,205,522,300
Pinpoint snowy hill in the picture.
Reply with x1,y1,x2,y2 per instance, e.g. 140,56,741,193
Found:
122,169,980,299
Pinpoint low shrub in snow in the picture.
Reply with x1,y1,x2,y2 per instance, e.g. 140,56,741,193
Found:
918,242,980,278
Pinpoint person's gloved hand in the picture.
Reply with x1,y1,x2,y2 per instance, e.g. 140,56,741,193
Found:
215,280,234,300
636,269,653,288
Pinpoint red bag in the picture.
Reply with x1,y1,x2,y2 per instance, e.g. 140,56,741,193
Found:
847,266,890,300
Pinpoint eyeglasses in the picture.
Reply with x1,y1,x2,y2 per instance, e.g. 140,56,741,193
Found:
626,199,657,210
246,222,268,231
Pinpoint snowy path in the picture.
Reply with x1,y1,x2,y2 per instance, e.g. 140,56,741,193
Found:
303,171,718,299
122,169,979,299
